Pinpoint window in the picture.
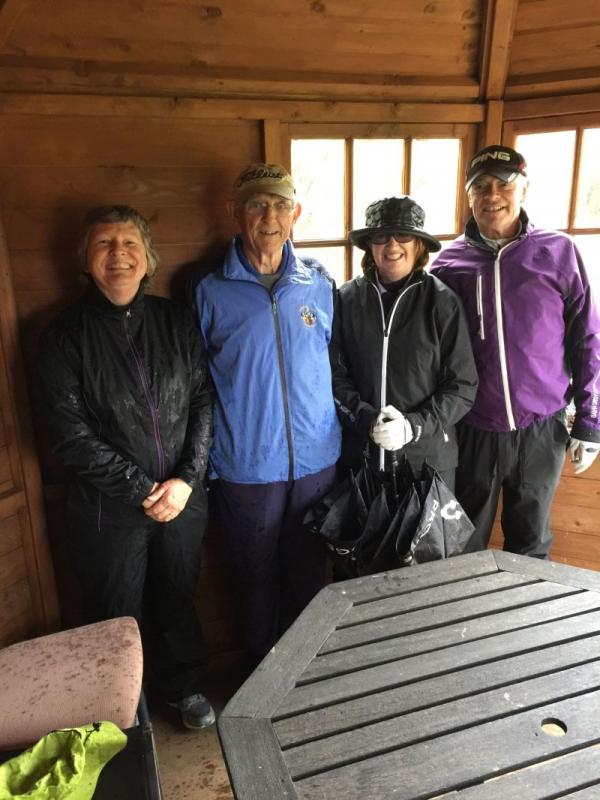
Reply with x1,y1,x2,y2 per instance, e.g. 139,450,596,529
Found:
512,123,600,298
290,126,474,284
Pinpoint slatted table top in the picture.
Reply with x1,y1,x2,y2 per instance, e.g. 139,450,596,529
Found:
218,550,600,799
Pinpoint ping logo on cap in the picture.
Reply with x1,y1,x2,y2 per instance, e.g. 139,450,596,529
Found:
470,149,513,168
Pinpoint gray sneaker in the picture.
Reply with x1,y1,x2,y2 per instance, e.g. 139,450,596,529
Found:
168,693,216,730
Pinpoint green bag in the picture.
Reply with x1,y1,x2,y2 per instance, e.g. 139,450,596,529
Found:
0,721,127,800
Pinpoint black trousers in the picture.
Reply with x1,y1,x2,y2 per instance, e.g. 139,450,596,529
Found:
455,413,569,558
68,487,208,703
216,465,337,664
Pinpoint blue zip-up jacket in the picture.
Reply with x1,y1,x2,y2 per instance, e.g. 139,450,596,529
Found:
195,238,342,483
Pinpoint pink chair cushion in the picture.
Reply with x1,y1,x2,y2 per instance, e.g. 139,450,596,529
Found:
0,617,143,750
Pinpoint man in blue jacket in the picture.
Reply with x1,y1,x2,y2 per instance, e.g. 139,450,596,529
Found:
195,163,341,666
431,144,600,558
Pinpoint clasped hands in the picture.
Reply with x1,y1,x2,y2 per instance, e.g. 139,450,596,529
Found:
142,477,192,522
569,438,600,475
370,405,413,451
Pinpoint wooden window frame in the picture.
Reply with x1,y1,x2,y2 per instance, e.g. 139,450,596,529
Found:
286,123,477,282
504,113,600,238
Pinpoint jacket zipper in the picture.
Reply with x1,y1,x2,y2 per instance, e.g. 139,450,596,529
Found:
494,246,516,430
271,295,294,481
476,273,485,340
372,280,420,471
123,309,166,480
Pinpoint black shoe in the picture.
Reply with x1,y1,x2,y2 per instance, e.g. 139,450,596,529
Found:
168,693,216,730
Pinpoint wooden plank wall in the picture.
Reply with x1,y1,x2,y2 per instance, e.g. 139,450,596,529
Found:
0,216,59,647
0,106,262,655
0,94,598,658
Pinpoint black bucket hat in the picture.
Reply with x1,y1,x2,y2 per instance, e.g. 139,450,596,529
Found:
349,196,441,252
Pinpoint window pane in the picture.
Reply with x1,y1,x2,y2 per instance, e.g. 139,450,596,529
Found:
295,246,346,286
573,234,600,301
575,128,600,228
292,139,345,240
515,131,576,229
352,140,404,229
410,139,459,235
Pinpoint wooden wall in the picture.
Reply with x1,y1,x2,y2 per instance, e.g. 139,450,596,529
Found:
0,89,598,655
0,215,58,647
0,101,262,653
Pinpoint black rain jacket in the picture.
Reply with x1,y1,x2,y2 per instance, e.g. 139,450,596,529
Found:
40,283,213,520
330,268,479,473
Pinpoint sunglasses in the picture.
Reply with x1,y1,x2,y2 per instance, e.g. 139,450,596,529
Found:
369,233,415,245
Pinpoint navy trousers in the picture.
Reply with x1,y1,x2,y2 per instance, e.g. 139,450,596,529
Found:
216,465,337,663
456,413,569,558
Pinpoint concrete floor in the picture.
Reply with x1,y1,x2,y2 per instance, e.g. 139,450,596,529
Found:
149,661,246,799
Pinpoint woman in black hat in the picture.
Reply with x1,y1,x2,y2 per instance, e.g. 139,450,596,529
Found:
330,196,478,489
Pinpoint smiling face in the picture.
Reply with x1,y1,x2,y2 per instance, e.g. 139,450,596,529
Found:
233,192,302,274
86,221,149,305
468,175,528,240
370,235,424,283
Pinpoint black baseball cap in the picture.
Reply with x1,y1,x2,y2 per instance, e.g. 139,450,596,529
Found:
466,145,527,190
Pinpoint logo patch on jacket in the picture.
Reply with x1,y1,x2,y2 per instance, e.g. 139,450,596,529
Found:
300,306,317,327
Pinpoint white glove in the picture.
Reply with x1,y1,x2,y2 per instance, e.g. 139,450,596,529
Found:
569,438,600,475
371,405,414,451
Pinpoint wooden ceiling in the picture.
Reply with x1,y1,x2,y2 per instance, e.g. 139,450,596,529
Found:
0,0,598,103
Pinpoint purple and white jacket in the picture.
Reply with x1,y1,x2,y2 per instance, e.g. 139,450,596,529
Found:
430,212,600,442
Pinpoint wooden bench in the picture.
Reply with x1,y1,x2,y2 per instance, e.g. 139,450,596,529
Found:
218,550,600,799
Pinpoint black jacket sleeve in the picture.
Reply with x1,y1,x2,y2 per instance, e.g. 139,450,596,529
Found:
330,288,380,437
404,285,479,441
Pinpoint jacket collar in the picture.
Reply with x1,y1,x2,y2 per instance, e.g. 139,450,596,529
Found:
465,208,531,251
364,266,425,291
84,280,146,318
223,237,312,285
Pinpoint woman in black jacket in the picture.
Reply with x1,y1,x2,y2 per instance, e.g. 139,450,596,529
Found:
330,196,478,490
40,205,215,730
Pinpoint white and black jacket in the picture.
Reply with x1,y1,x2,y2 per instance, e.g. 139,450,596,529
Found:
330,268,478,473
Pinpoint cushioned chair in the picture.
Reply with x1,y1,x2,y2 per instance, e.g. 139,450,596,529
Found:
0,617,161,799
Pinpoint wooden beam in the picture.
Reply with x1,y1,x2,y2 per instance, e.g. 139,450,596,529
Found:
0,0,28,51
0,92,485,124
263,120,285,167
0,55,480,104
0,213,60,633
482,99,504,146
479,0,520,100
505,91,600,120
505,71,600,102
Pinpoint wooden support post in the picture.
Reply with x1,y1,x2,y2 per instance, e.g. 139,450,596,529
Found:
0,213,60,641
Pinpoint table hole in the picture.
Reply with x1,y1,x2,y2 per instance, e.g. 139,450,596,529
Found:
541,718,567,736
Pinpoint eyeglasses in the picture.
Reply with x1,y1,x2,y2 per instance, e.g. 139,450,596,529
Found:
369,233,415,245
244,199,295,215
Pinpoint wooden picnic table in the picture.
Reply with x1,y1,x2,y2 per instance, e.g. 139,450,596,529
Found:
218,550,600,799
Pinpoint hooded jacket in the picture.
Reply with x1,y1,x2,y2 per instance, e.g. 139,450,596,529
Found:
40,283,213,518
330,268,478,472
195,238,341,483
430,212,600,441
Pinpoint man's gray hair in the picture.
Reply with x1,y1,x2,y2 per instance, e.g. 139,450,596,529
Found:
78,205,159,277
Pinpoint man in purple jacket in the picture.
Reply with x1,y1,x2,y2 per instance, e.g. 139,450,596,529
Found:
431,144,600,558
